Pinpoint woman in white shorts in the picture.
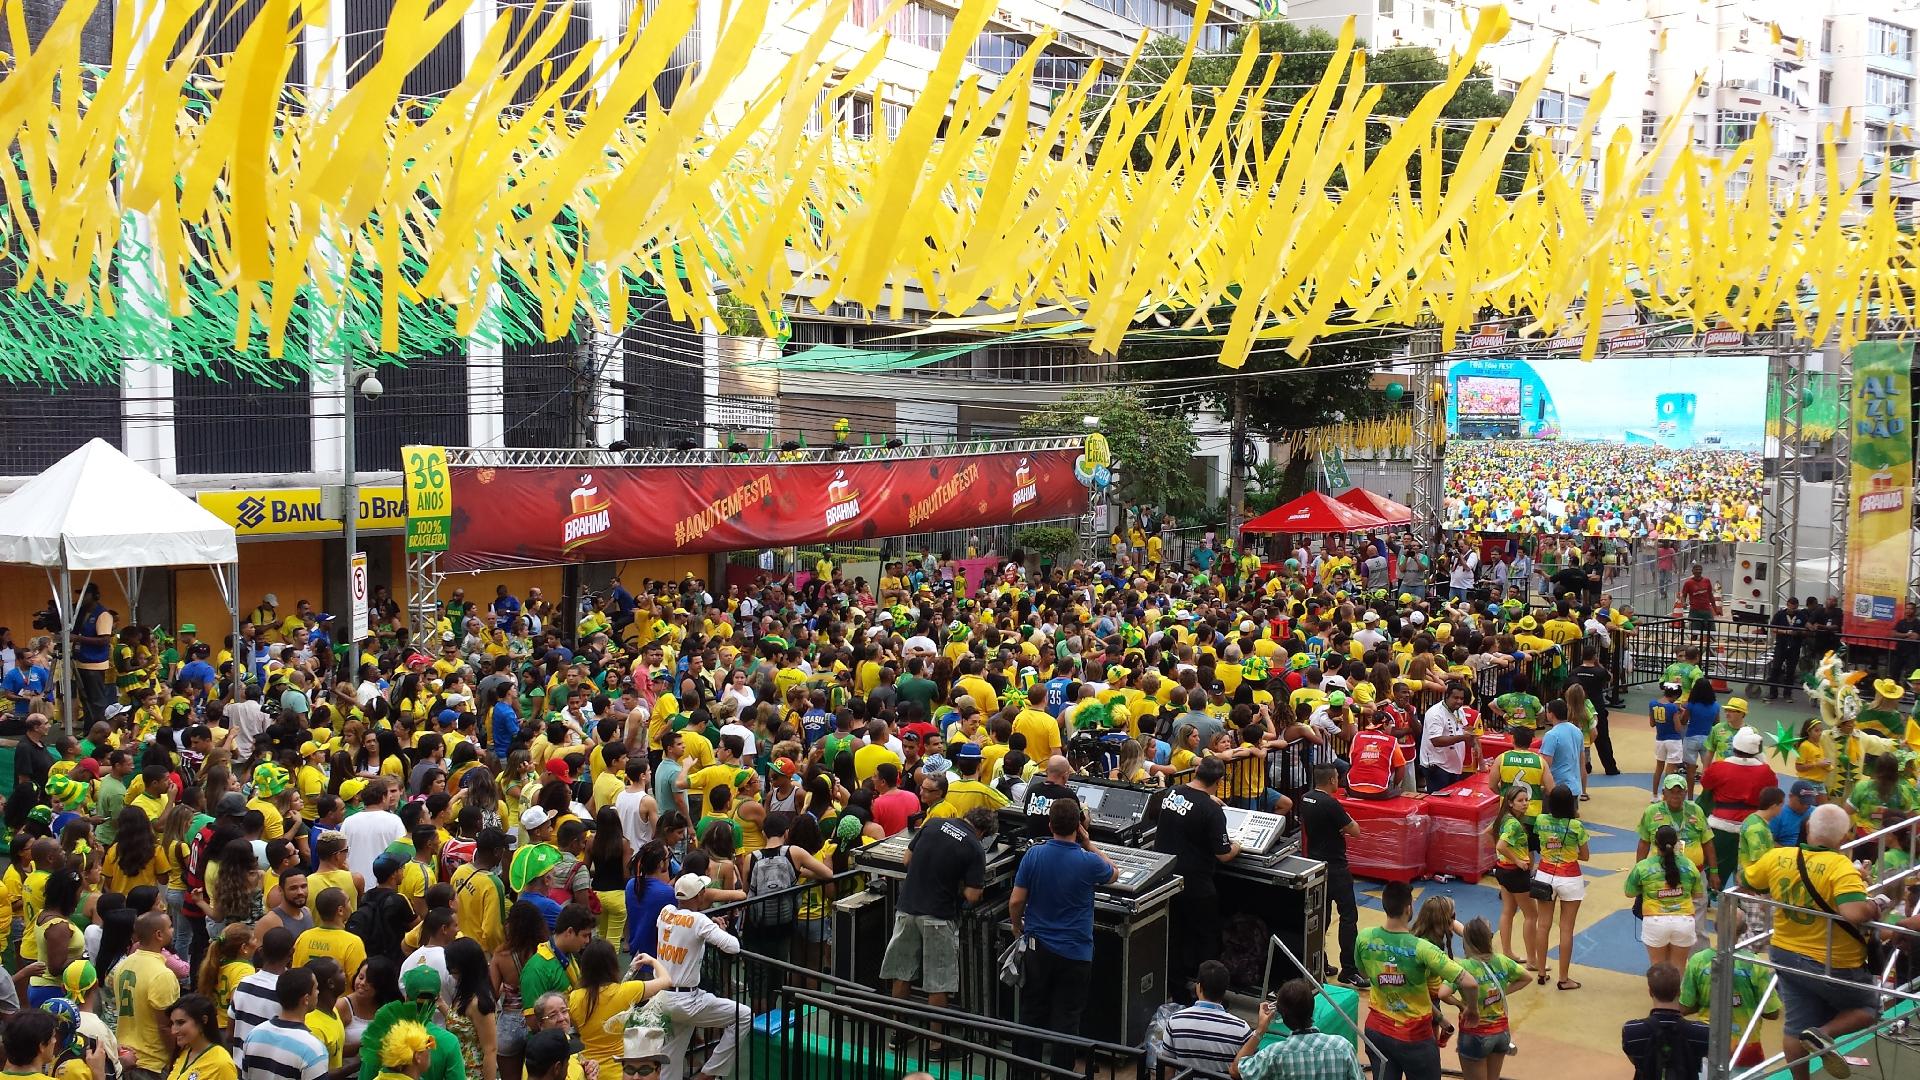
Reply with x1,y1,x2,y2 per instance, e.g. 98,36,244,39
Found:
1625,824,1705,970
1529,786,1591,990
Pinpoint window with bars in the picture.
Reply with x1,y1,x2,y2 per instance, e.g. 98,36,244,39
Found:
343,0,464,98
1870,19,1915,62
1868,69,1913,112
497,0,593,108
168,0,307,98
623,296,704,448
1716,110,1759,148
806,91,874,137
350,352,470,471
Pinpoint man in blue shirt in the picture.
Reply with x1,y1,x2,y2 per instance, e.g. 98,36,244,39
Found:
178,643,218,695
1,649,51,723
1043,667,1075,719
1009,796,1116,1069
1539,698,1586,798
491,684,522,759
491,585,522,630
1772,779,1818,846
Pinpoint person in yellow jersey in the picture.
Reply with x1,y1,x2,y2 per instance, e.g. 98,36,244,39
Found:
1741,803,1908,1080
852,719,902,784
294,888,367,983
159,995,235,1080
307,834,362,915
451,829,511,957
1011,688,1063,763
563,941,675,1078
923,744,1009,818
113,911,181,1077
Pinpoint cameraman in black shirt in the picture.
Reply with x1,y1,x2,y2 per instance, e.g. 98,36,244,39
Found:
1154,757,1238,1002
880,807,996,1014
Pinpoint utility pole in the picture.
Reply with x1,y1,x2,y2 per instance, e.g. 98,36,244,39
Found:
563,336,598,648
1227,383,1248,542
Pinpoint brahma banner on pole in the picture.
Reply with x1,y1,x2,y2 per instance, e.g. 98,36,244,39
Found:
1843,341,1913,641
442,449,1083,571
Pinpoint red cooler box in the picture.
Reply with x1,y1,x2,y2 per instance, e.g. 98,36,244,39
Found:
1423,773,1501,883
1335,792,1429,883
1480,732,1514,759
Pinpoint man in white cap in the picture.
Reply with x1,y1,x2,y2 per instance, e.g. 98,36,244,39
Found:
652,873,750,1080
1700,725,1780,885
1353,612,1386,653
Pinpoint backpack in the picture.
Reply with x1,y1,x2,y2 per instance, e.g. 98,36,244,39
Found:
746,844,799,928
347,887,411,958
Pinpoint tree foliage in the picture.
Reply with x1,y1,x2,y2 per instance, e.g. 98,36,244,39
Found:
1021,388,1201,513
1094,20,1520,502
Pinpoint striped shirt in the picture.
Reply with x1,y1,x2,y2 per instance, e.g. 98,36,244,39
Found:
240,1017,329,1080
1163,1001,1253,1077
228,970,282,1067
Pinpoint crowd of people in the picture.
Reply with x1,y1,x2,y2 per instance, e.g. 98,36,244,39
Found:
1443,440,1766,542
0,523,1907,1080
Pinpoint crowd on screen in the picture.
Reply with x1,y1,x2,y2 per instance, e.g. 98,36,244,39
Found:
1444,440,1765,542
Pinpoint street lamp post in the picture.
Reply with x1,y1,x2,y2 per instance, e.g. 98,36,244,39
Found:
343,365,383,638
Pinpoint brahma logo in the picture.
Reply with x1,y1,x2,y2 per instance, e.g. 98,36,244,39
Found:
562,472,613,552
824,469,862,532
1860,469,1905,515
1011,457,1037,514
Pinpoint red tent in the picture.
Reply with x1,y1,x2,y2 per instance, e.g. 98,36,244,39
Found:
1241,491,1390,533
1336,488,1413,525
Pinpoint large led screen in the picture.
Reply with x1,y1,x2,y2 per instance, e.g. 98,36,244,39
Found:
1443,356,1766,541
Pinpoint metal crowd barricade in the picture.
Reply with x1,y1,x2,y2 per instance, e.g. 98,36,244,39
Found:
688,874,1154,1080
1709,815,1920,1080
1622,614,1912,695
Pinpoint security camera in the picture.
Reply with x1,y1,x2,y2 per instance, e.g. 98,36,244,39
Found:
356,371,383,400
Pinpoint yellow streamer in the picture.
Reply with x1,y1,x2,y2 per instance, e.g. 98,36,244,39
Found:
0,0,1913,369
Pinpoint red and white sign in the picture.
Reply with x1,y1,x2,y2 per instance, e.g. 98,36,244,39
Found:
1469,324,1508,349
442,449,1084,571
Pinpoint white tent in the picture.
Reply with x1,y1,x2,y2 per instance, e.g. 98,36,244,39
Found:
0,439,240,732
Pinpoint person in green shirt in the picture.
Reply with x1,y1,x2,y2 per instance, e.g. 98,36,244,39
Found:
1678,914,1777,1069
518,903,593,1020
1637,775,1717,890
1354,881,1478,1071
1847,754,1918,832
1735,787,1785,875
1456,917,1528,1080
1662,647,1704,697
1488,675,1544,734
1703,696,1750,762
1624,824,1704,969
896,658,938,712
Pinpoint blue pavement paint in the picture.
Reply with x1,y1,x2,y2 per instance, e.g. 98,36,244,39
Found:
1584,823,1643,856
1547,908,1660,975
1587,771,1657,789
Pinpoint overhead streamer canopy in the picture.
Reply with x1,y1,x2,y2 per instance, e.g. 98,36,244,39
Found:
0,0,1914,387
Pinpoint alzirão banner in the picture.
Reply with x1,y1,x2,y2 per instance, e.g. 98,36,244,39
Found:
442,449,1083,570
1843,342,1913,640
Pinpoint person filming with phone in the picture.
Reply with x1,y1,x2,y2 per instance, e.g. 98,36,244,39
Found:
1008,797,1116,1070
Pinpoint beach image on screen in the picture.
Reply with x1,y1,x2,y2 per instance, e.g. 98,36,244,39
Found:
1442,355,1767,541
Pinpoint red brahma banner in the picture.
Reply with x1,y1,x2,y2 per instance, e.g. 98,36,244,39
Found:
442,449,1085,570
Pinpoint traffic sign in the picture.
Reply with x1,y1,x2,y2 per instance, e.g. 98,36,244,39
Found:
350,551,370,642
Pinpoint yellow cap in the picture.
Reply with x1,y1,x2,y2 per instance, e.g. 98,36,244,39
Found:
1725,697,1749,715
